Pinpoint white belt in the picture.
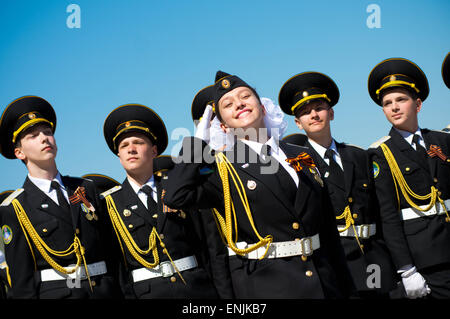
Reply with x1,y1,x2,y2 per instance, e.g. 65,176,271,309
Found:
400,199,450,221
131,255,198,283
338,224,376,239
227,234,320,259
40,261,107,282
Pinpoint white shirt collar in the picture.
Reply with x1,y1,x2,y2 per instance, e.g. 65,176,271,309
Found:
240,136,280,156
128,175,157,195
308,138,339,160
394,127,423,147
28,172,65,195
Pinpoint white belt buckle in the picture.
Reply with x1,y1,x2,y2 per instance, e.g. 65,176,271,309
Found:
359,224,371,239
300,237,313,256
159,261,174,278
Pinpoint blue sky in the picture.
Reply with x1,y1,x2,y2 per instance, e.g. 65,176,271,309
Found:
0,0,449,191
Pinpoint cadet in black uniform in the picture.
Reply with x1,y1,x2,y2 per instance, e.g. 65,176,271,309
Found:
101,104,218,299
162,71,354,298
279,72,397,298
191,85,235,298
367,58,450,299
0,96,122,299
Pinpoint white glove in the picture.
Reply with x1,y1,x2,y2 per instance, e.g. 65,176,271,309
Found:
400,266,431,299
194,104,213,143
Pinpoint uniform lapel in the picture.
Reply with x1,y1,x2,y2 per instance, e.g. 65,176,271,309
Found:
226,140,296,215
121,179,155,226
389,127,430,172
421,129,439,179
336,143,355,198
155,177,167,234
62,176,80,231
23,177,73,226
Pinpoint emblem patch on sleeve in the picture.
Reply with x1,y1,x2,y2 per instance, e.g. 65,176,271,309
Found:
373,162,380,179
2,225,13,245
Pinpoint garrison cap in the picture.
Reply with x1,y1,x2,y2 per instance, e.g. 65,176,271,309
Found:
442,52,450,89
278,72,339,116
282,133,308,146
81,174,120,194
103,104,168,155
0,96,56,159
368,58,429,105
191,84,216,121
214,71,254,107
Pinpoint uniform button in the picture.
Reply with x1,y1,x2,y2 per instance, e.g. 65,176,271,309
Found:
405,167,410,172
301,255,308,262
363,183,368,188
352,213,358,219
433,178,438,183
305,270,313,277
447,159,450,163
159,233,165,239
128,224,133,229
292,222,300,230
75,228,80,234
170,276,176,283
348,197,353,203
438,191,442,196
91,280,96,287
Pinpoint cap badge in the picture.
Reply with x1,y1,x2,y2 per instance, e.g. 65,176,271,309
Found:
302,91,309,97
221,79,231,89
125,121,131,127
389,75,397,82
28,113,36,119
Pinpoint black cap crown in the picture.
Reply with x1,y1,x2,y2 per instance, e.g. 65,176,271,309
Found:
103,104,168,155
278,72,339,115
0,96,56,159
442,52,450,89
368,58,429,105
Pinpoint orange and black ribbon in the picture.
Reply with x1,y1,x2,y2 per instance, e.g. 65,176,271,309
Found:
427,145,448,162
285,152,316,172
69,187,95,213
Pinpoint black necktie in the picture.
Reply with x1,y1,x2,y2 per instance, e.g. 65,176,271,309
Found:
50,181,70,212
141,185,158,213
412,134,428,163
324,149,344,184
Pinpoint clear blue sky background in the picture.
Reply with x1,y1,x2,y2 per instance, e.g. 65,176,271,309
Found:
0,0,449,191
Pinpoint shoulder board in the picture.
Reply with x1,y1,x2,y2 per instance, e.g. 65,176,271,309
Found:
342,143,364,150
0,188,24,207
99,185,122,199
430,129,450,135
369,136,391,149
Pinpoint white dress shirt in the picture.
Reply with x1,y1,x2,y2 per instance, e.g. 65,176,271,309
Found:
308,138,344,170
28,172,69,205
128,175,158,209
241,136,299,186
394,127,426,150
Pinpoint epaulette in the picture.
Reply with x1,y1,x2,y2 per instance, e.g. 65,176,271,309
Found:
0,188,24,207
369,136,391,149
99,185,122,199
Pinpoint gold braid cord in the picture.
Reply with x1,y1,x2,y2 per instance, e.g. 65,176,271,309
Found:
336,205,364,254
380,143,450,220
11,199,93,290
104,195,186,284
213,152,273,260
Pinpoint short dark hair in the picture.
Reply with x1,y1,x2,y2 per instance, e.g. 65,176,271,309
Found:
215,87,261,123
293,99,330,119
381,87,419,103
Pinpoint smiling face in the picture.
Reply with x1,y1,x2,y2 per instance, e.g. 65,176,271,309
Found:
294,99,333,136
14,123,57,165
217,87,266,132
117,132,157,177
381,88,421,132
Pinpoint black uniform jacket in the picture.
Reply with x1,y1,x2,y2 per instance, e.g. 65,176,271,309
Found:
303,140,397,293
103,177,218,299
0,176,122,299
368,128,450,271
162,136,355,299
